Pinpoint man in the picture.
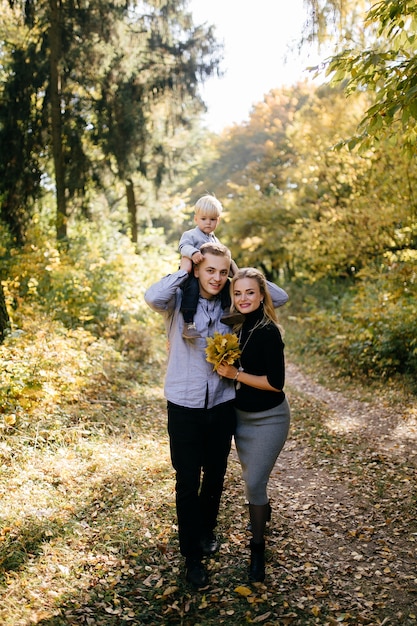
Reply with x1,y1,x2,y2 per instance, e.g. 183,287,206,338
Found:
144,242,288,587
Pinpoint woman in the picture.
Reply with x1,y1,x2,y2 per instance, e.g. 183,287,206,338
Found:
217,268,290,583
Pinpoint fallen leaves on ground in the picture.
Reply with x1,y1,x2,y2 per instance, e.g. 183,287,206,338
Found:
0,330,416,625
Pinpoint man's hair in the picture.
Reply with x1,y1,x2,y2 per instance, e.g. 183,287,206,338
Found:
194,194,223,218
200,242,231,259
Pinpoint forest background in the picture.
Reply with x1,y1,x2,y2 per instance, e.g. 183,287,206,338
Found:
0,0,416,624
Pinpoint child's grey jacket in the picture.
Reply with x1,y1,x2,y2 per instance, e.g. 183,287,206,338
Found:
179,226,220,259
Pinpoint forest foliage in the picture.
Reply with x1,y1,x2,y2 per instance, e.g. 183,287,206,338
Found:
0,3,416,623
1,0,417,398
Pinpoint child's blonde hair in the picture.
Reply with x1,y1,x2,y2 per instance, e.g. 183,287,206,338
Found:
194,194,223,218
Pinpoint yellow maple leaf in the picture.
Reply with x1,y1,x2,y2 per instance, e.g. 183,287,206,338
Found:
205,332,241,371
234,585,252,596
4,414,16,426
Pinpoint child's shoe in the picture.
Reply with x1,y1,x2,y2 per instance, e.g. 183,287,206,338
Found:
220,310,245,325
182,323,201,339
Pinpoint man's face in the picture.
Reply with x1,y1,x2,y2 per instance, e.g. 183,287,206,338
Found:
194,252,230,299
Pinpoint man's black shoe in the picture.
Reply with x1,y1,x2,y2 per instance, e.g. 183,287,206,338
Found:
185,558,209,588
200,531,219,556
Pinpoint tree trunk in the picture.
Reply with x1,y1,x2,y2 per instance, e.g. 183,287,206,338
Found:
49,0,67,241
126,179,138,244
0,283,10,343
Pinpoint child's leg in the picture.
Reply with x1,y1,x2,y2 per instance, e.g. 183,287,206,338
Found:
220,279,232,311
230,259,239,277
181,274,199,323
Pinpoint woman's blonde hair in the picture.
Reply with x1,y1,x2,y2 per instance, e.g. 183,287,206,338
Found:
230,267,279,329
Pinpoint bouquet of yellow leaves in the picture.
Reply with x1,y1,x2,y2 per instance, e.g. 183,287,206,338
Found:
205,332,241,371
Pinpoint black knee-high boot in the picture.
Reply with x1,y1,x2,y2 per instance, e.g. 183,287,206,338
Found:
246,500,272,532
249,503,270,543
248,503,269,582
249,538,265,582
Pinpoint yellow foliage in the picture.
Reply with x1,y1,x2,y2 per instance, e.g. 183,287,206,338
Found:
234,585,252,597
205,332,241,371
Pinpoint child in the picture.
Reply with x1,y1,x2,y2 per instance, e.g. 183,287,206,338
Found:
179,194,242,339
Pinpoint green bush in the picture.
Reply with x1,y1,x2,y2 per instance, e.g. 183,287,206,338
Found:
0,222,176,426
284,265,417,384
346,294,417,379
4,222,176,336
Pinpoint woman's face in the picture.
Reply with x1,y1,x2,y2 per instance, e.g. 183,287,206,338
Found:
233,277,263,314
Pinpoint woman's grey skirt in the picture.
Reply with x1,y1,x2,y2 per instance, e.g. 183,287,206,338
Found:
235,398,290,505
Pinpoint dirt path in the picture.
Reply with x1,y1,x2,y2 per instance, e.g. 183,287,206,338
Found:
285,362,417,459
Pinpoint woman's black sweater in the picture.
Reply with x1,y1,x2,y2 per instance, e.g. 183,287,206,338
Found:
235,307,286,412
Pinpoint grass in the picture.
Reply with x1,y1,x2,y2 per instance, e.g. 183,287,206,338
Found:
1,309,417,625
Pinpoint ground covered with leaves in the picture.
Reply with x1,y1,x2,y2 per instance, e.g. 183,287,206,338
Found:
0,316,416,625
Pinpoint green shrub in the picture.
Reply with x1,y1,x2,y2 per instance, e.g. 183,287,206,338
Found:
0,222,176,429
4,222,176,335
284,265,417,384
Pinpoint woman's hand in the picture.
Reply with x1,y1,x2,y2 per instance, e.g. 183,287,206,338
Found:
217,362,238,379
218,362,281,392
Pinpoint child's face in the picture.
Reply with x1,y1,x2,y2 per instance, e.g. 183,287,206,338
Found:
194,212,220,234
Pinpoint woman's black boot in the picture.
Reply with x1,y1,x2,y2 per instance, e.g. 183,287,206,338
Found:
249,539,265,582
